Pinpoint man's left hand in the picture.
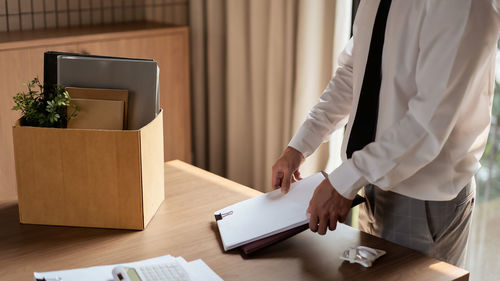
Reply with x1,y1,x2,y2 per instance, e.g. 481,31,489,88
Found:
307,177,353,235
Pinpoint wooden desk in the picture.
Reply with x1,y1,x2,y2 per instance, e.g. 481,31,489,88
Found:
0,160,469,281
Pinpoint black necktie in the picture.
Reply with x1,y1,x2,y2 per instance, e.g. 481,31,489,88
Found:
346,0,392,159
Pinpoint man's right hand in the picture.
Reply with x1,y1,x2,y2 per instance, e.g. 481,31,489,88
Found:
272,146,305,194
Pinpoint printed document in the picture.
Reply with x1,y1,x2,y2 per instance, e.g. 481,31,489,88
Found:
34,255,222,281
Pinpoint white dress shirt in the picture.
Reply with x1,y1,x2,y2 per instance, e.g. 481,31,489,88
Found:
289,0,500,201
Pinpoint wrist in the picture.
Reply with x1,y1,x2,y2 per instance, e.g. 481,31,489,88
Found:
285,146,305,163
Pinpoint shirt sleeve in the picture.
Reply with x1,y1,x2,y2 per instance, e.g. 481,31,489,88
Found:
329,0,500,200
288,38,354,158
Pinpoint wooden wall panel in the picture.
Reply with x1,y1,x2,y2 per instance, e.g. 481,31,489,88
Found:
0,0,189,32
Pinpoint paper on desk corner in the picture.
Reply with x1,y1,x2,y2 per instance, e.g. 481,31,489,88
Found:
177,258,223,281
34,255,175,281
33,255,223,281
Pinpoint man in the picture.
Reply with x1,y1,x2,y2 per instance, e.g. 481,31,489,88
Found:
272,0,500,267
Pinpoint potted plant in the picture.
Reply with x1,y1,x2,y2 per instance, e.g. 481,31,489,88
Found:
12,77,78,128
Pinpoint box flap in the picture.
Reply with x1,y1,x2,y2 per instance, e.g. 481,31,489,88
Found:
139,110,165,227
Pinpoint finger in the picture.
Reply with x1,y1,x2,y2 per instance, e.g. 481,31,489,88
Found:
309,213,319,232
272,170,283,189
318,212,329,235
337,206,349,223
293,170,303,181
292,171,300,183
338,214,346,223
338,206,351,223
329,215,337,231
329,212,338,231
281,170,292,194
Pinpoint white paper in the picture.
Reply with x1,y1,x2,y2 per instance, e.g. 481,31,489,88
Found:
180,259,224,281
215,172,325,251
34,255,223,281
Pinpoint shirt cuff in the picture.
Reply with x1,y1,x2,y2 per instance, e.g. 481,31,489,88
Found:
288,124,324,158
328,159,369,200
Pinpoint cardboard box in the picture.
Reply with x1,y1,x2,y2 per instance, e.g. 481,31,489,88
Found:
12,110,165,230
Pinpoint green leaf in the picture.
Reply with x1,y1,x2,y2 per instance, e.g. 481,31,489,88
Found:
12,76,79,128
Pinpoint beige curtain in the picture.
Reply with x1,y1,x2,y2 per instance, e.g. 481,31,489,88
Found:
190,0,352,191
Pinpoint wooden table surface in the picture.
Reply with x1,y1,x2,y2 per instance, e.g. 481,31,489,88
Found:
0,160,469,281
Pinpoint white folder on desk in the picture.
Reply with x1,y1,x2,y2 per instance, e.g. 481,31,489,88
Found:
215,172,325,251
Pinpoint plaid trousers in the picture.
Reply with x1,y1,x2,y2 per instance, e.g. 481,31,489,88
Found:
359,180,475,268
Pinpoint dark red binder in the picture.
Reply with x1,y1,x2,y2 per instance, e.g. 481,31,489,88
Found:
240,194,366,255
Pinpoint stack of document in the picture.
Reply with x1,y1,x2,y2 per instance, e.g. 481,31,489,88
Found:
34,254,223,281
214,173,325,252
215,173,365,254
44,51,160,130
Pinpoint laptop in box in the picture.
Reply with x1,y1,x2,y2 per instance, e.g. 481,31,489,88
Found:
44,51,154,91
57,55,160,130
